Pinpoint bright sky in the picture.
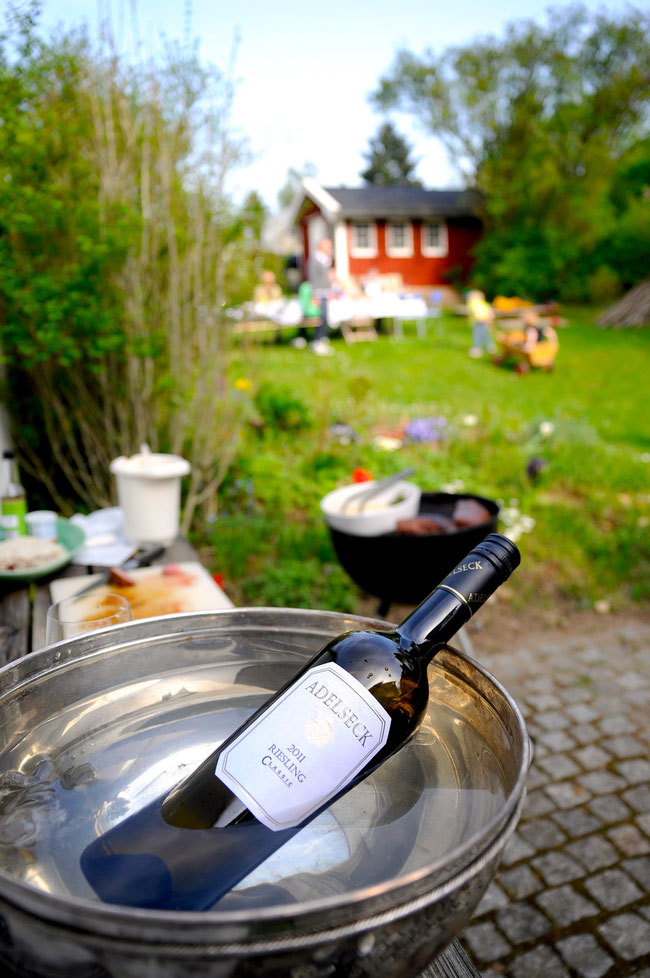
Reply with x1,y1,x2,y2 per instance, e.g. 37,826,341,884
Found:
39,0,632,207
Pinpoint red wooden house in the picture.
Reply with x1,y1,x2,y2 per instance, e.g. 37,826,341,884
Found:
294,178,482,295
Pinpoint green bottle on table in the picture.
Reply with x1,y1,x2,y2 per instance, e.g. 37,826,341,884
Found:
1,450,27,537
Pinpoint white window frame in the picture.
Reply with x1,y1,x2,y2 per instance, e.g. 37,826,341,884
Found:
421,220,449,257
385,221,413,258
349,220,378,258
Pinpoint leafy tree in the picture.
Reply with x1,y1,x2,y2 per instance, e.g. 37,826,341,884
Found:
361,122,421,186
0,5,254,524
372,5,650,299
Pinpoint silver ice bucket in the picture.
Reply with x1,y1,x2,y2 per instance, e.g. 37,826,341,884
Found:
0,609,529,977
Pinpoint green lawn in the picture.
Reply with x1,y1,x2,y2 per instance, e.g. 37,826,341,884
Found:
196,308,650,616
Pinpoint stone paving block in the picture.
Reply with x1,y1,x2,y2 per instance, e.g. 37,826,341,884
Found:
623,855,650,889
565,834,619,870
588,795,632,824
565,702,601,723
555,933,614,978
594,695,625,715
573,745,611,770
525,766,551,790
524,675,558,694
536,729,577,752
624,785,650,813
552,807,602,838
555,934,614,978
601,735,647,758
526,693,563,710
578,770,627,795
616,758,650,785
499,864,543,899
600,715,638,736
523,789,557,818
570,723,601,745
575,647,605,666
536,710,571,731
496,902,551,944
598,911,650,960
615,670,648,690
500,832,536,866
623,688,650,709
463,920,511,963
472,881,509,917
532,850,585,886
638,812,650,837
544,781,592,810
584,868,643,910
519,818,568,851
509,945,570,978
535,884,598,925
608,824,650,857
537,754,581,781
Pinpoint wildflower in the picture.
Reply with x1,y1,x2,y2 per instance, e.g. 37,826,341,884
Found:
373,435,402,452
462,414,478,427
330,423,358,445
212,573,225,588
499,506,535,542
641,453,650,463
442,479,466,493
404,416,447,443
352,467,373,483
234,377,253,391
539,421,555,438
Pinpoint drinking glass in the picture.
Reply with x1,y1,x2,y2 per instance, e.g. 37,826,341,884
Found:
46,593,132,644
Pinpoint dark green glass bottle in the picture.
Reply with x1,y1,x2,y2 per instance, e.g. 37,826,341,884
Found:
81,533,520,910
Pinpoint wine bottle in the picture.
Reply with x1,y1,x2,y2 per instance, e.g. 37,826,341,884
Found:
1,450,27,537
81,533,520,911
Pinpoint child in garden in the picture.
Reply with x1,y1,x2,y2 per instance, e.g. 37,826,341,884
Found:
467,290,496,358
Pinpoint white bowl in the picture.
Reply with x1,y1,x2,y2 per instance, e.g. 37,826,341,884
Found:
320,480,421,537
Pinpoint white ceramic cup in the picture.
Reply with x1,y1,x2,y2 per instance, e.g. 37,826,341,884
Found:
110,452,191,547
26,510,58,540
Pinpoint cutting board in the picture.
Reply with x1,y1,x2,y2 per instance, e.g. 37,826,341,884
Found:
50,561,233,620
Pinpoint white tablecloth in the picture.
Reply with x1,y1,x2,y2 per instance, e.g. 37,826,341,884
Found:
244,295,428,329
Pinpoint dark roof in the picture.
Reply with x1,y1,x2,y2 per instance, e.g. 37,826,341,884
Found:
322,185,480,219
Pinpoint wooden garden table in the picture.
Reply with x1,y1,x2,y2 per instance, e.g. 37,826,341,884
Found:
0,536,481,978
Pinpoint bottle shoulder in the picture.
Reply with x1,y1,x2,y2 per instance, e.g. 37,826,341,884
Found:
323,629,423,685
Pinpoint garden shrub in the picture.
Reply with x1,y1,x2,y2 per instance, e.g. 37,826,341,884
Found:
588,267,622,305
0,8,255,526
254,383,312,431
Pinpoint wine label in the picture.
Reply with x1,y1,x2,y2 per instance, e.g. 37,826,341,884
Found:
1,500,27,536
215,662,391,830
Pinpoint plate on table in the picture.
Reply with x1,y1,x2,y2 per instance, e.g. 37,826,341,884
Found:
49,561,233,618
0,519,86,583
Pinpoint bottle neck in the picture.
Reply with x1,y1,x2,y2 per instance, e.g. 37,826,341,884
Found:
396,587,471,659
4,457,21,493
395,536,518,659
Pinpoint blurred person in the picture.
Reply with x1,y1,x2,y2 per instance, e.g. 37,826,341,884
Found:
253,269,282,304
307,237,336,356
521,310,558,351
467,289,496,358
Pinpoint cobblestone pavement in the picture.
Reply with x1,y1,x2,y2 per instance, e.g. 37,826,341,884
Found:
460,616,650,978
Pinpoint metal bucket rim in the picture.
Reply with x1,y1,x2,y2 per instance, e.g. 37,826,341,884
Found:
0,607,529,936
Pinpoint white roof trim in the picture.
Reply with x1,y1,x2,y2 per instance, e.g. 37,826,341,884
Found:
301,178,342,221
